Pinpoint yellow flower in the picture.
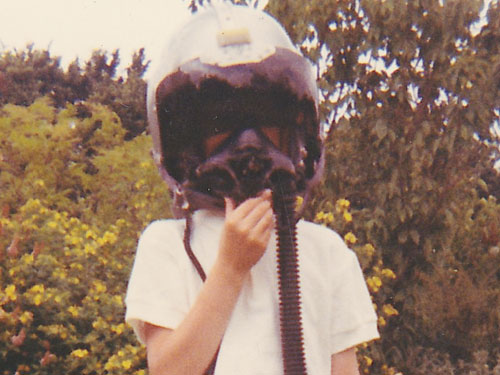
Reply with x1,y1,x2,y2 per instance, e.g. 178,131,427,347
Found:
133,201,146,209
364,243,375,257
19,311,33,324
34,179,45,187
295,196,304,211
367,276,382,293
343,211,353,222
382,304,399,317
71,349,89,358
336,198,350,212
52,269,67,279
92,319,105,329
113,295,123,305
315,211,325,221
116,218,126,227
104,361,114,371
127,345,139,354
70,236,81,245
378,316,387,327
111,323,125,334
70,263,84,271
122,360,132,370
364,356,373,366
84,243,96,255
93,281,107,293
47,221,58,229
382,268,396,279
34,294,43,306
135,179,146,190
68,306,79,317
102,231,118,245
22,254,34,265
344,232,357,244
30,284,45,293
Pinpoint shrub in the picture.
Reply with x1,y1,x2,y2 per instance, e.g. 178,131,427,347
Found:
310,198,399,375
0,99,170,374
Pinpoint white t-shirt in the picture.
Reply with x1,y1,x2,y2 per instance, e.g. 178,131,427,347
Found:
125,210,379,375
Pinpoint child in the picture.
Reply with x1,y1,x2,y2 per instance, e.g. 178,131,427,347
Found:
125,3,379,375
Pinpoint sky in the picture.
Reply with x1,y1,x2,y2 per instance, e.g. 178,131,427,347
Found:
0,0,491,78
0,0,192,76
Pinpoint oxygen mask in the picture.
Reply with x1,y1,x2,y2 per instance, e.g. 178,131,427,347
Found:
184,127,303,207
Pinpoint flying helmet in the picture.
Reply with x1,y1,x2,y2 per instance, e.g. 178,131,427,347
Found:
148,3,324,214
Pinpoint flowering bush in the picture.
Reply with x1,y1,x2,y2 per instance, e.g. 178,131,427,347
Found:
0,199,147,374
0,99,171,374
0,98,401,374
312,198,399,375
3,96,498,375
0,98,399,374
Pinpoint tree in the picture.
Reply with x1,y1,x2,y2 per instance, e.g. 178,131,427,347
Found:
87,49,150,139
0,47,149,138
0,45,65,106
264,0,500,370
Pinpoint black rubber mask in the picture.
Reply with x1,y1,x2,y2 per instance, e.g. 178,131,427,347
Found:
183,127,303,206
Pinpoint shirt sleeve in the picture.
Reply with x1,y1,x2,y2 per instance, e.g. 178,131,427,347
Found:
125,220,190,345
329,246,379,354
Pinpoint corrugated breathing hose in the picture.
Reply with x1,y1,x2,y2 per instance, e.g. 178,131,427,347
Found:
183,181,308,374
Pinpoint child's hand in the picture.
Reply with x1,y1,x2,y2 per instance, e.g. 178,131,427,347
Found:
218,190,274,277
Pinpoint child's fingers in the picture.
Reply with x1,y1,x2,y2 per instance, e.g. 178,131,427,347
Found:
260,189,272,199
230,193,270,220
241,199,272,228
225,197,235,216
252,208,274,238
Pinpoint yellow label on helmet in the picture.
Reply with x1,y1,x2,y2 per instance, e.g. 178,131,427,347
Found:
216,28,251,47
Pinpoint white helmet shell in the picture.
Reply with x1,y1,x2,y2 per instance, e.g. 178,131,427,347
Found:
147,3,322,204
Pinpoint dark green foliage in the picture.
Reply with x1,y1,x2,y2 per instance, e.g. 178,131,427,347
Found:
265,0,500,372
0,46,66,106
0,47,149,138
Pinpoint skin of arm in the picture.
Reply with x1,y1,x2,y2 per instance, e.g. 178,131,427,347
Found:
331,347,361,375
144,191,274,375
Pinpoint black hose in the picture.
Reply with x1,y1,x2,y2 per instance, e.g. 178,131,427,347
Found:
271,178,308,375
